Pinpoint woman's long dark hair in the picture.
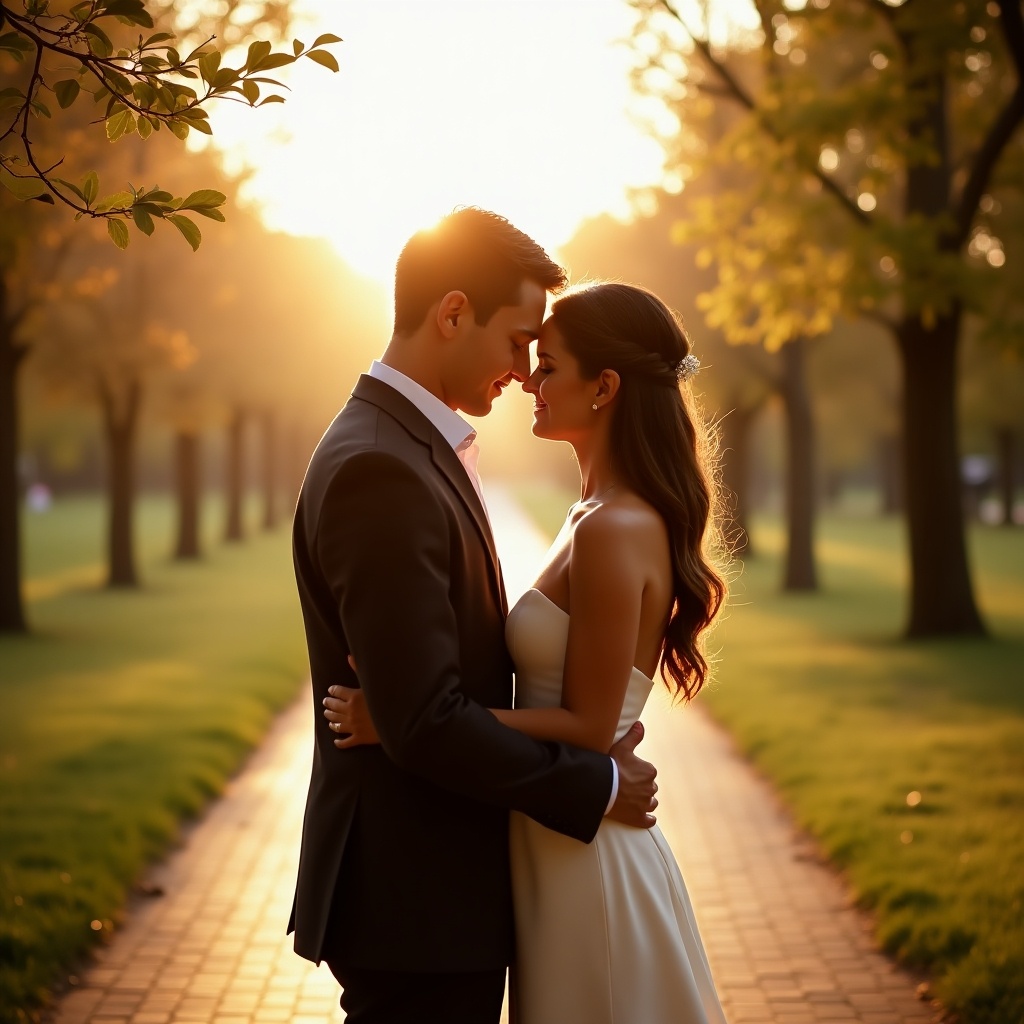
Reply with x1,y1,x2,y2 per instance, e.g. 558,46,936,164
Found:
550,282,727,701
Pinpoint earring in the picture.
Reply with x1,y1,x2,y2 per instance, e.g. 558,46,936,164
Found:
592,403,599,411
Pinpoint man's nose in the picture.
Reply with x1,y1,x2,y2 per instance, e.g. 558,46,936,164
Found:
511,345,532,382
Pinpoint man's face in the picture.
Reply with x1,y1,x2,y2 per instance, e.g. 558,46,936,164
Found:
442,279,547,417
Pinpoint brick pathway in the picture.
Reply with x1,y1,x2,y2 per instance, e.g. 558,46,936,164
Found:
48,488,939,1024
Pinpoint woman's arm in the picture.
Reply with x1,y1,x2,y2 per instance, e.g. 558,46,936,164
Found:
495,508,649,753
324,508,650,754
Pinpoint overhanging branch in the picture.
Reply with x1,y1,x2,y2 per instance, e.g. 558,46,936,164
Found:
657,0,873,228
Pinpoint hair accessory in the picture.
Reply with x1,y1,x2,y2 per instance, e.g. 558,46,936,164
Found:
675,354,701,383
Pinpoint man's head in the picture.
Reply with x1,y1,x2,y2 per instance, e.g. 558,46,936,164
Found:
389,208,567,416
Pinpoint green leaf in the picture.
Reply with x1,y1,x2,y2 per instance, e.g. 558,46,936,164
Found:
132,81,156,106
53,176,87,203
252,52,296,71
168,119,189,141
199,51,221,83
0,32,34,58
54,79,81,109
168,213,201,251
83,171,99,205
182,115,212,135
242,79,259,105
94,190,133,213
107,218,130,249
0,167,49,201
103,0,153,27
257,95,286,106
106,108,136,142
143,32,175,46
132,204,155,235
246,40,272,69
212,68,239,89
305,49,339,73
192,206,226,222
312,33,343,48
142,189,173,204
137,115,154,140
104,69,132,95
85,23,113,58
179,189,225,210
0,87,23,111
293,39,304,56
167,47,181,67
31,193,56,205
30,99,51,118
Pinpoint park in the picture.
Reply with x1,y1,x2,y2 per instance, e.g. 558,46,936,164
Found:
1,2,1023,1023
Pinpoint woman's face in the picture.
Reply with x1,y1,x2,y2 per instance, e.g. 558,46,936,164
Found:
523,319,599,441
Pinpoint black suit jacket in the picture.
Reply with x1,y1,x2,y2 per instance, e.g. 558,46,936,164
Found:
288,374,612,973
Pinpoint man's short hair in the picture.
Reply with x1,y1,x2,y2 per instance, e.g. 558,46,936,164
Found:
392,208,567,335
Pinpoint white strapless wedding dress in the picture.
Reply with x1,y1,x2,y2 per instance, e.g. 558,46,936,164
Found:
507,588,728,1024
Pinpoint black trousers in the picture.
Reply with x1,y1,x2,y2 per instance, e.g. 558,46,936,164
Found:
327,962,506,1024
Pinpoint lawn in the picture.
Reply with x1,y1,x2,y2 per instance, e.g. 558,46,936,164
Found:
519,484,1024,1024
0,494,308,1023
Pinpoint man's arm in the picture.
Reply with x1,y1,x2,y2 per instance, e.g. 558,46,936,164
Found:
318,449,631,841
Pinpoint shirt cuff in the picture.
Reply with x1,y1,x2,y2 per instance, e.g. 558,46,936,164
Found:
603,757,619,816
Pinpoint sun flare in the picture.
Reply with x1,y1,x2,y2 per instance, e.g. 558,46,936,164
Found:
201,0,675,285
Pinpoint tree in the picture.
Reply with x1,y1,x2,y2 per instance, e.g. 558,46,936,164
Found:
0,0,339,248
632,0,1024,635
0,0,339,630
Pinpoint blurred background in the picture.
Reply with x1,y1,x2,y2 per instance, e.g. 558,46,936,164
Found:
1,1,1022,1023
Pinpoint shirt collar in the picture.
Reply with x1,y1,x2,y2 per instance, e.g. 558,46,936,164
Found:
368,360,476,452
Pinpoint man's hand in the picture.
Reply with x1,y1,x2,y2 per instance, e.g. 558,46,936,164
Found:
606,721,658,828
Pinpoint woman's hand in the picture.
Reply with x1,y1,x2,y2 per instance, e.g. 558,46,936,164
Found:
323,657,381,748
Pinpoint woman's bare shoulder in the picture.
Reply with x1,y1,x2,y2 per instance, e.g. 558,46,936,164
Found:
570,494,668,564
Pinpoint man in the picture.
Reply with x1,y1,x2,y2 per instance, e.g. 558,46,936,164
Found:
289,208,658,1023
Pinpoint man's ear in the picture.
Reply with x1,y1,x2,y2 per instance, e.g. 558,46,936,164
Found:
437,291,470,338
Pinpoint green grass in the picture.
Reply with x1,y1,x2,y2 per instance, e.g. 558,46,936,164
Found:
0,494,307,1023
518,483,1024,1024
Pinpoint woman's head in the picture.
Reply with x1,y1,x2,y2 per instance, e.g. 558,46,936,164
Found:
528,282,726,700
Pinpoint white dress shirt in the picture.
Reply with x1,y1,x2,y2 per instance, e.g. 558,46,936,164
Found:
366,361,619,814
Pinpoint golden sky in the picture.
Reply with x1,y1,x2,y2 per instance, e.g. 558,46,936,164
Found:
206,0,681,284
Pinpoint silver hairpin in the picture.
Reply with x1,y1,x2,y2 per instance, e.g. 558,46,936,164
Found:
676,354,700,383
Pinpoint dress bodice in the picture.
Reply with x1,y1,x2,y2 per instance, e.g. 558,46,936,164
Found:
505,588,655,744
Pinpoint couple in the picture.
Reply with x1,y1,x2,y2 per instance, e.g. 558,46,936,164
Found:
288,207,728,1023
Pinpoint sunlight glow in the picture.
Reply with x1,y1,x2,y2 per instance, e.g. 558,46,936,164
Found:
202,1,672,285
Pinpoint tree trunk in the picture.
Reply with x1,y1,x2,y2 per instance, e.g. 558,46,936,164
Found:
995,426,1016,527
260,410,277,532
879,433,904,515
718,399,762,556
224,408,245,543
898,308,985,636
174,431,201,559
99,377,142,588
779,338,817,591
0,311,28,634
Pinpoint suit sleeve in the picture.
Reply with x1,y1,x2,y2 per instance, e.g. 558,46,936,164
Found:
315,449,612,843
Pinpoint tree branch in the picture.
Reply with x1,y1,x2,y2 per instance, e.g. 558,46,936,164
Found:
657,0,874,228
952,2,1024,247
953,83,1024,247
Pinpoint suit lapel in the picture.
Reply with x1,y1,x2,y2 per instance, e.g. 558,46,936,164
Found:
428,435,507,616
351,375,507,616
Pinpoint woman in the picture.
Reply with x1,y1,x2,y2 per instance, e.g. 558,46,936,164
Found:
325,282,729,1024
